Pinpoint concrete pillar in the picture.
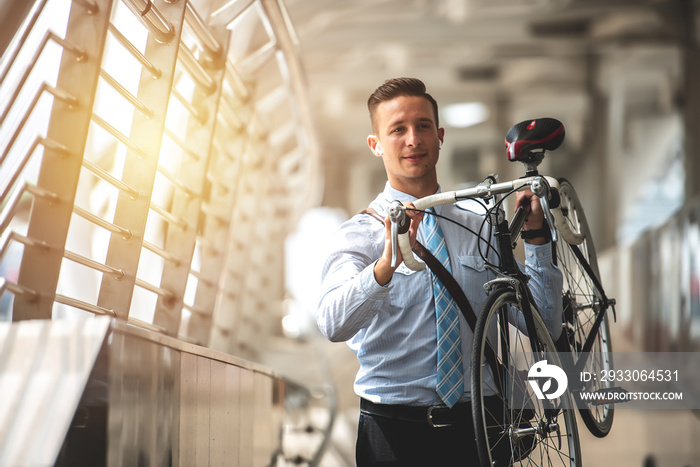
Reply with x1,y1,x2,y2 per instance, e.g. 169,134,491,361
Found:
584,52,614,250
680,0,700,203
489,92,513,183
606,70,626,249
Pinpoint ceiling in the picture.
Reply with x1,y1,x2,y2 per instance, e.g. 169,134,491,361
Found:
0,0,691,213
282,0,689,211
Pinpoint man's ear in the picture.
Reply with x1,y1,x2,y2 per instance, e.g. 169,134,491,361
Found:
367,135,383,157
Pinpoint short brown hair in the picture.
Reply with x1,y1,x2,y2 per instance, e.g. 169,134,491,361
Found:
367,77,439,132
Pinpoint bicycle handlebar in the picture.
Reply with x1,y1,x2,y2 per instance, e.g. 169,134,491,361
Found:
391,175,583,272
388,200,419,270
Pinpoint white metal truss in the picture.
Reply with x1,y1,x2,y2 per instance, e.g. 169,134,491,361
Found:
0,0,321,358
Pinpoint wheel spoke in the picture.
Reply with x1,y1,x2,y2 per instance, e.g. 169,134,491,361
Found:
554,179,614,437
471,290,581,466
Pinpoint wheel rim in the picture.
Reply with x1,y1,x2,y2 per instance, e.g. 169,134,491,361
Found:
472,291,581,466
555,180,614,435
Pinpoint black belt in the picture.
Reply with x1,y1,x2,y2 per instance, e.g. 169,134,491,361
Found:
360,398,471,428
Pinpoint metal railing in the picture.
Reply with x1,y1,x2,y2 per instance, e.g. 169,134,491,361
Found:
0,0,321,358
0,0,329,464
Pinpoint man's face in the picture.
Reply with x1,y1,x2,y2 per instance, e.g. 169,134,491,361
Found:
370,95,444,195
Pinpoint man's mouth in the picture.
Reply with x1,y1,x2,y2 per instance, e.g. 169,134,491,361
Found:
404,153,426,162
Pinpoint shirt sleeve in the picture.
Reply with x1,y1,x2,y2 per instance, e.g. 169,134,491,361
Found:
521,242,564,341
317,218,391,342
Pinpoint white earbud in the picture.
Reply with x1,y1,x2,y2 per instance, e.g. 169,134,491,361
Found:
439,140,443,150
375,143,384,156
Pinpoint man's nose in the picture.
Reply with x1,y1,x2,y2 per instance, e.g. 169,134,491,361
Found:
405,127,421,147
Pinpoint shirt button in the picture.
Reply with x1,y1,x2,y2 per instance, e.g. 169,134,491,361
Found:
528,251,534,258
537,252,543,258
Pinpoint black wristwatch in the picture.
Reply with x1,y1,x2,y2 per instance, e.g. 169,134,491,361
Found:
521,226,551,242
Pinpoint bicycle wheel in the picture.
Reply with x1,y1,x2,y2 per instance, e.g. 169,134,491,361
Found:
471,289,581,467
554,178,614,438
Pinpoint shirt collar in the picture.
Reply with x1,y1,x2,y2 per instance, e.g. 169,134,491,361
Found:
381,181,442,204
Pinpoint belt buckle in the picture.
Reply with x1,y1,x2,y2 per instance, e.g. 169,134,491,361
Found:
427,405,451,428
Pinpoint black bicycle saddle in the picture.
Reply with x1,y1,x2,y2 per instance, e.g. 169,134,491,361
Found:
505,118,565,163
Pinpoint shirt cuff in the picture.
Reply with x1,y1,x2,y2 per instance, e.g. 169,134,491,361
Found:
523,242,553,265
361,260,393,297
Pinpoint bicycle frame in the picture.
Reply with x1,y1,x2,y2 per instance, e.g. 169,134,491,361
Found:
476,197,573,448
390,172,616,394
486,183,616,400
480,187,557,358
569,245,616,373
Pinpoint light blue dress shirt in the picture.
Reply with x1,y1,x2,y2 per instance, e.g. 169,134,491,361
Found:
317,182,563,406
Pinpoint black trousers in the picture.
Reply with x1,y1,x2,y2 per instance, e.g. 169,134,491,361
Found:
356,397,516,467
356,406,479,466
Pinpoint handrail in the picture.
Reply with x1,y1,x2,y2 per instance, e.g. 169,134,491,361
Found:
225,61,250,101
178,43,218,95
73,206,133,239
210,0,256,28
54,293,116,316
142,239,182,266
99,69,154,118
0,231,48,262
259,0,323,210
107,24,162,78
82,158,140,199
237,40,277,76
186,268,216,288
0,182,58,234
171,87,208,123
121,0,175,44
0,136,70,203
0,82,77,165
150,201,188,230
157,164,199,197
0,277,38,301
163,127,201,161
199,202,229,226
217,96,245,131
91,113,151,159
0,31,85,124
135,277,175,301
184,2,223,61
0,0,50,83
63,249,127,280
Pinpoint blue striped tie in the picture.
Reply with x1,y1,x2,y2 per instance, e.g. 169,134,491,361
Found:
423,209,464,407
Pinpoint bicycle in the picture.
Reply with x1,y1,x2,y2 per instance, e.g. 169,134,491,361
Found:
387,118,616,466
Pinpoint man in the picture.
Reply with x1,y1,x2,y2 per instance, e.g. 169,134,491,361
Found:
317,77,562,466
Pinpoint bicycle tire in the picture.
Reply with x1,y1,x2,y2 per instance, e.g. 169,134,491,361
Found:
554,178,614,438
471,289,581,467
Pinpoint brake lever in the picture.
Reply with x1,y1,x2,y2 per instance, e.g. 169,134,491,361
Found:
390,218,399,268
388,200,408,268
531,177,558,243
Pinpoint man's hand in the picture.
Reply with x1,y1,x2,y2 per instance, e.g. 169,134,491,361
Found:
515,189,547,245
374,202,424,285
